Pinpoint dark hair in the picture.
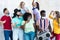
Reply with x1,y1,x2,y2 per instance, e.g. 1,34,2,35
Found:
12,8,21,18
3,8,7,13
36,2,39,10
40,10,46,16
23,12,32,21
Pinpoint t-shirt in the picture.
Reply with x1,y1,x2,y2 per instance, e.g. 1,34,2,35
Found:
40,18,49,32
22,19,35,33
12,16,23,28
1,15,12,30
21,7,28,14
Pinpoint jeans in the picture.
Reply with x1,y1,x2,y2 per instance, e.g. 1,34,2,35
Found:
13,28,23,40
4,30,13,40
24,32,35,40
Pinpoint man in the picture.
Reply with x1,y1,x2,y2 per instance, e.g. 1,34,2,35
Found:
39,10,51,40
1,8,13,40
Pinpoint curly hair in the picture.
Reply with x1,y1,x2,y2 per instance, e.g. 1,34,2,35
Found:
23,12,32,21
12,8,21,18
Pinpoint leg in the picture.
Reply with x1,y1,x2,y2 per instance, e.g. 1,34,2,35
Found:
55,34,60,40
4,30,9,40
30,32,35,40
24,33,30,40
50,32,55,40
9,31,13,40
13,29,18,40
18,29,23,40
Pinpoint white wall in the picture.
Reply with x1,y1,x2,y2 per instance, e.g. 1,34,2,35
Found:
0,0,60,17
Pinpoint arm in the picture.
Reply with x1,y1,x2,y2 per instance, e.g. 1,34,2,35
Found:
20,21,27,30
11,19,16,27
32,0,34,3
11,23,16,27
32,0,35,7
48,21,52,33
0,21,3,26
49,11,54,19
1,17,6,24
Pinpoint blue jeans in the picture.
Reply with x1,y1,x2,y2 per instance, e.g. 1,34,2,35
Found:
24,32,35,40
4,30,13,40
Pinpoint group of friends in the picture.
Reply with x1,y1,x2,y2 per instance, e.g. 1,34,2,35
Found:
0,0,60,40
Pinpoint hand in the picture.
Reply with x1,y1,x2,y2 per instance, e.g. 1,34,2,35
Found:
0,21,3,26
3,20,6,24
32,0,34,2
50,11,54,15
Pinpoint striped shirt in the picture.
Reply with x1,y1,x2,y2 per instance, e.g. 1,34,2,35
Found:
40,18,49,31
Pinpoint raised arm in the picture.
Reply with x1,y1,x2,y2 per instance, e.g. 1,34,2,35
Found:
49,11,54,19
32,0,35,7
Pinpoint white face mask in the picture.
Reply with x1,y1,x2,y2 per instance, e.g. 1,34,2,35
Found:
28,17,31,21
42,17,46,19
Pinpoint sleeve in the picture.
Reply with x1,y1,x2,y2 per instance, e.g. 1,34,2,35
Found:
1,16,4,21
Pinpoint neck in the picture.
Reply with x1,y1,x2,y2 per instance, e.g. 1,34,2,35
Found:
21,7,24,9
17,16,21,18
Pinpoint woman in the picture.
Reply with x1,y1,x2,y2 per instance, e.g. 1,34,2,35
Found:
49,11,60,40
20,1,29,15
12,9,23,40
32,0,40,30
21,12,35,40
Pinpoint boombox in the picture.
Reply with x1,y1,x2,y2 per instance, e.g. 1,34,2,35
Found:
36,31,51,40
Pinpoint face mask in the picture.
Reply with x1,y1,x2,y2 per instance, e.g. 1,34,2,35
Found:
42,17,46,19
28,17,31,21
6,13,10,15
16,14,20,17
8,13,10,15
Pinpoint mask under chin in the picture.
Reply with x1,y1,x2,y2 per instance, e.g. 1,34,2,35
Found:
16,15,20,17
42,17,46,19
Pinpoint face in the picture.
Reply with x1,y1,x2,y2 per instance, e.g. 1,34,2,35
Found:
28,16,32,21
17,12,22,16
32,2,36,7
41,13,46,17
20,2,25,8
4,10,9,14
